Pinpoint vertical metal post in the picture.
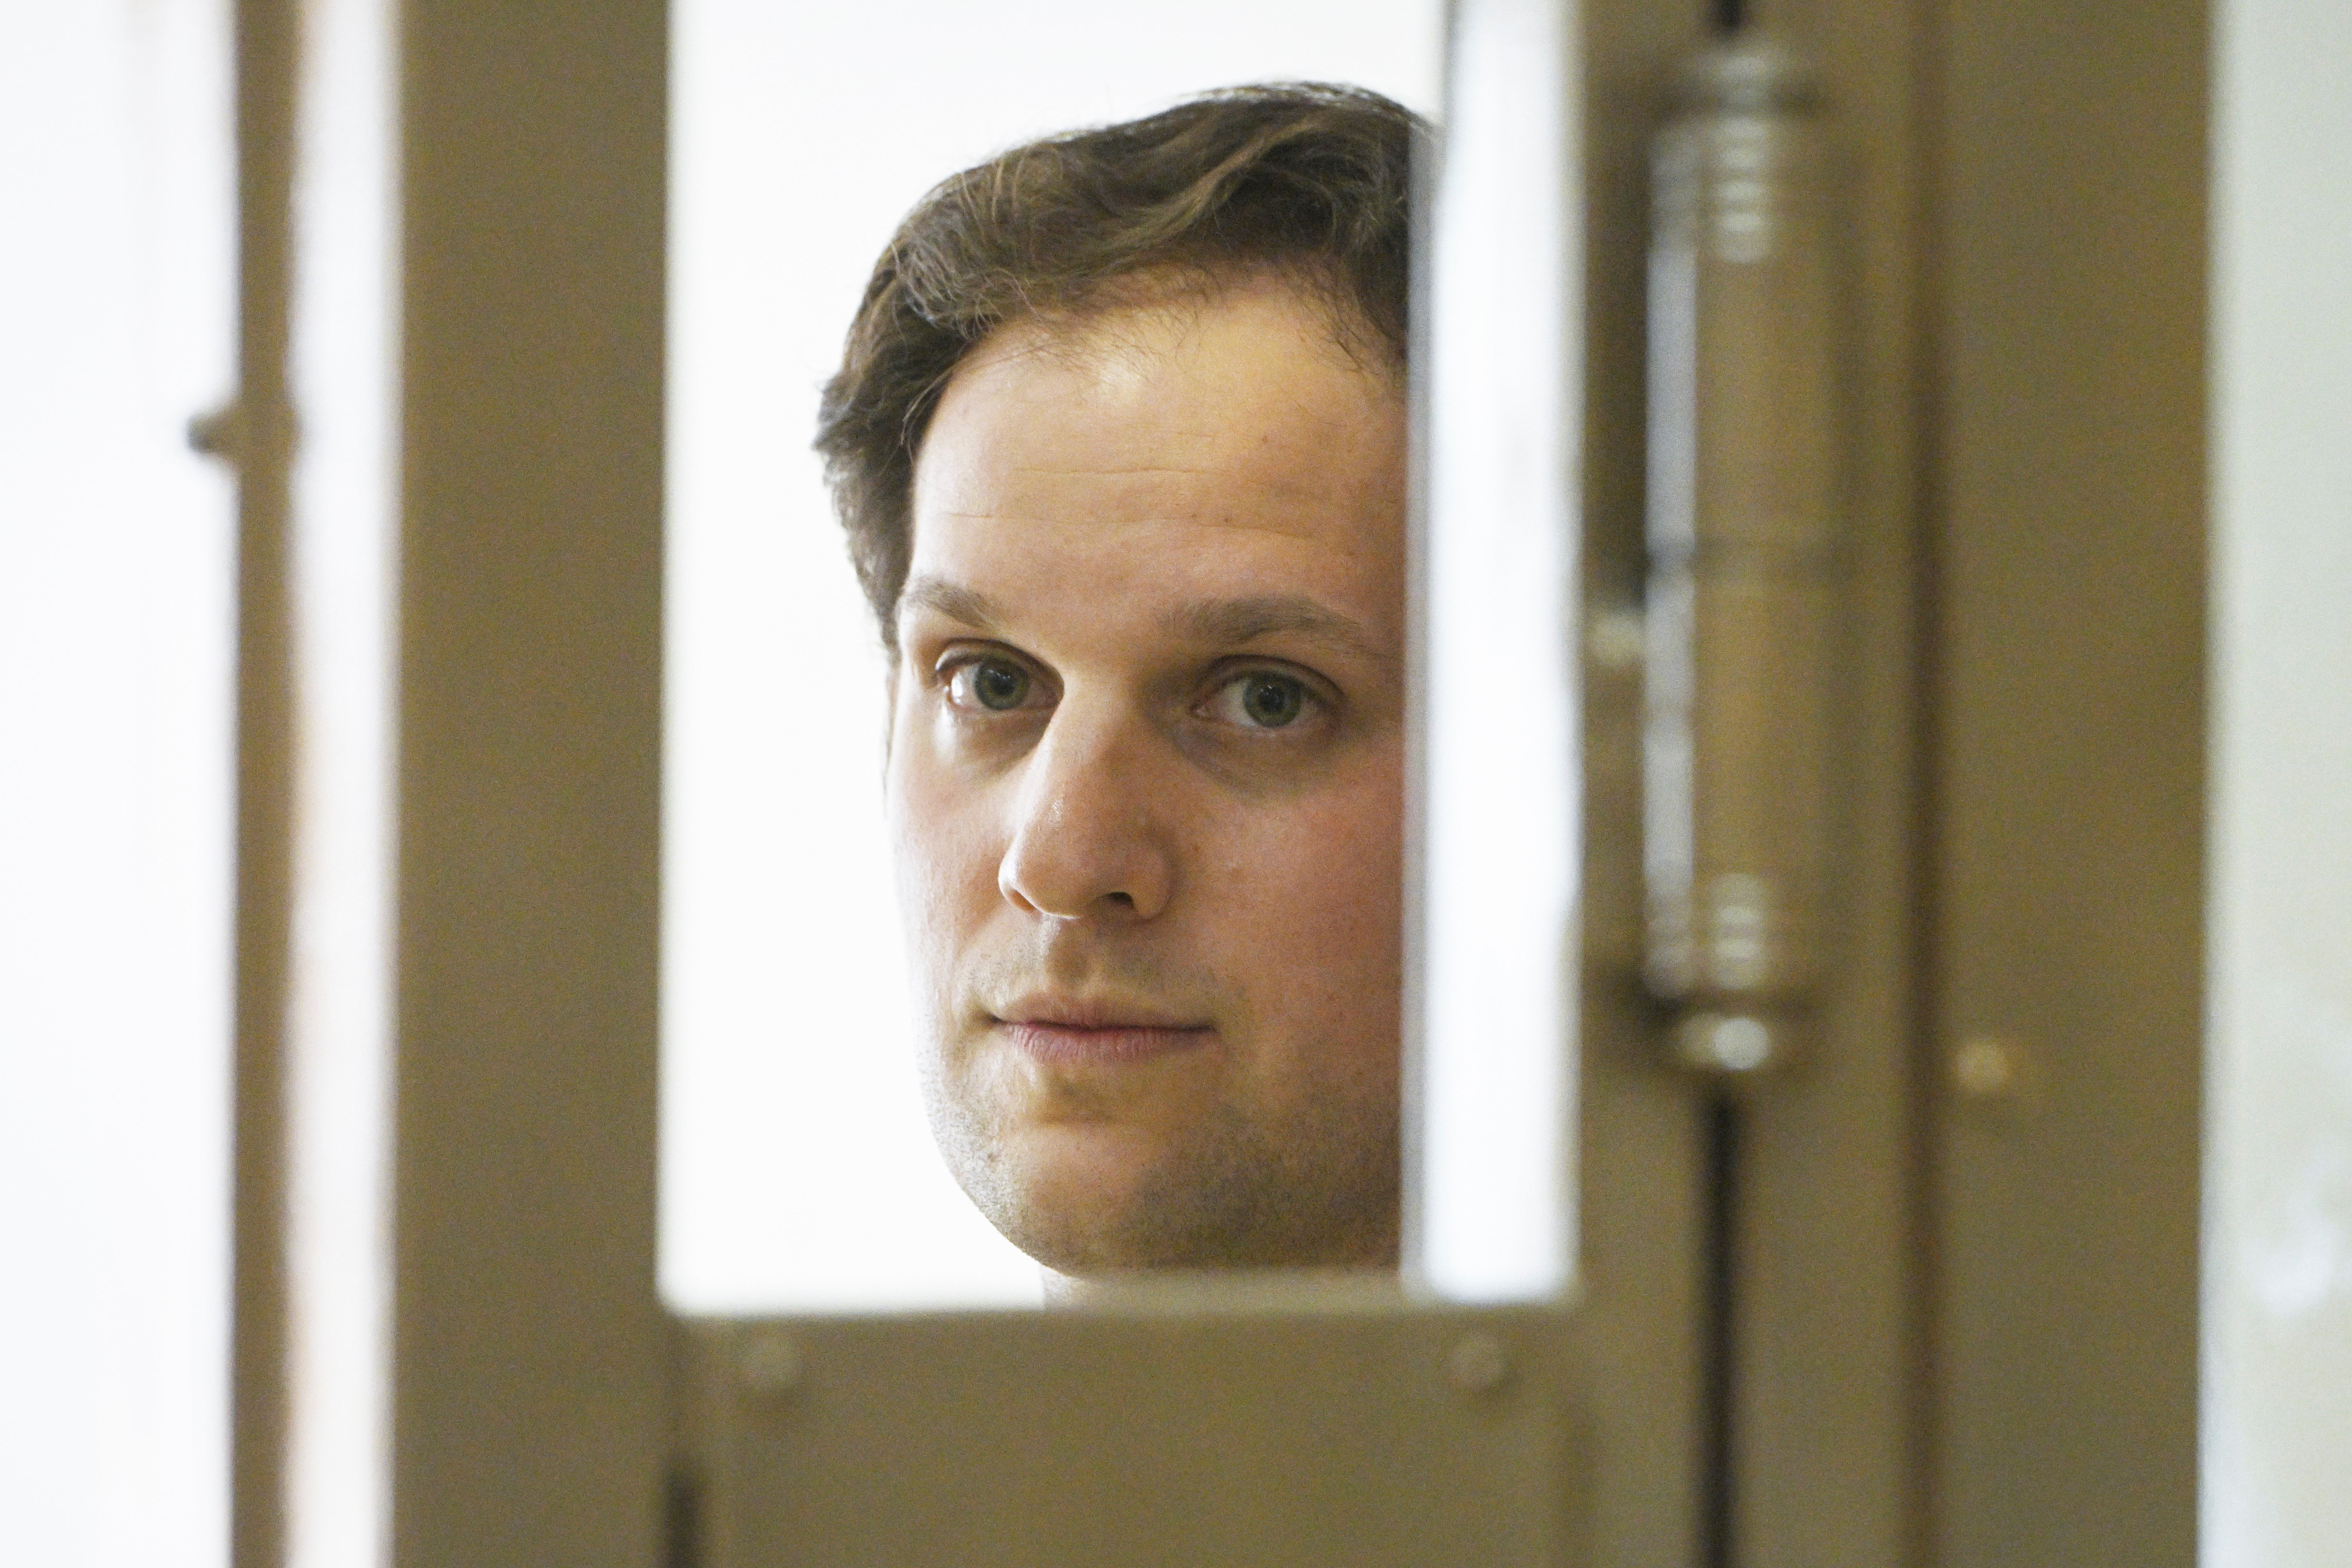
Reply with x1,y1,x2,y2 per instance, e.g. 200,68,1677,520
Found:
1567,0,1722,1560
1642,37,1844,1568
230,2,299,1564
390,3,669,1564
1928,0,2207,1557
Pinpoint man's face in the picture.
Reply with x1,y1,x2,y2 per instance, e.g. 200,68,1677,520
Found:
886,276,1406,1277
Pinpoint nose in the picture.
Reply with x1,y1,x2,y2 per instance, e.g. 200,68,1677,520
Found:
997,703,1176,923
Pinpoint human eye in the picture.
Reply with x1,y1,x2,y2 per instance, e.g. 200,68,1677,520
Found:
1200,668,1321,732
940,651,1050,714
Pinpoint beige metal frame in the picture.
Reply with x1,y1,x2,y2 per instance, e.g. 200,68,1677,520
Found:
224,0,2213,1561
1695,0,1938,1560
388,3,672,1565
1925,0,2206,1558
676,1295,1581,1568
230,2,298,1564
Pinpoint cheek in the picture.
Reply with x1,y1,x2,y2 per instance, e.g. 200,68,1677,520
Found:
1205,762,1405,1024
885,719,1007,949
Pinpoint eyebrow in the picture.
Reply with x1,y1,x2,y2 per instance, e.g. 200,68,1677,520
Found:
899,575,1005,631
1167,594,1384,664
898,576,1385,666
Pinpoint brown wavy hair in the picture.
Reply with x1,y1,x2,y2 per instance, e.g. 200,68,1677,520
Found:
813,82,1424,652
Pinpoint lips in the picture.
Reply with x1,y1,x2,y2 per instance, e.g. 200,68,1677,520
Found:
991,996,1216,1066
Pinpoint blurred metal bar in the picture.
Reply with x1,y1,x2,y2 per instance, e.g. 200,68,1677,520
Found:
682,1301,1576,1568
1562,0,1720,1559
1687,1,1941,1560
1927,0,2206,1558
388,2,670,1564
231,0,300,1563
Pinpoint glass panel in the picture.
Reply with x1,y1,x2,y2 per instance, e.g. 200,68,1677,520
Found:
0,4,236,1562
663,1,1443,1311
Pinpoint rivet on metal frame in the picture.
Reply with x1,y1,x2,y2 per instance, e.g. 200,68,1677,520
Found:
1446,1331,1515,1397
737,1326,804,1400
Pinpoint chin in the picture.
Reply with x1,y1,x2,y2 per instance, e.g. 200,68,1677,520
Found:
973,1124,1196,1274
964,1119,1402,1276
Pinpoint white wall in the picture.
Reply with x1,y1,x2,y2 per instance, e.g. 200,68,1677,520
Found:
2203,0,2352,1559
662,0,1443,1311
0,5,235,1564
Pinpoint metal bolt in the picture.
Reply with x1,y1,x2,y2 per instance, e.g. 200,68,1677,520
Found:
1447,1332,1513,1397
738,1326,802,1398
1586,606,1647,673
1951,1035,2023,1102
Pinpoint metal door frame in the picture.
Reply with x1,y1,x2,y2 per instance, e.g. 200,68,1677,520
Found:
224,0,2214,1560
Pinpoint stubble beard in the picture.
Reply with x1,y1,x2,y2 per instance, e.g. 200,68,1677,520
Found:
920,1025,1402,1276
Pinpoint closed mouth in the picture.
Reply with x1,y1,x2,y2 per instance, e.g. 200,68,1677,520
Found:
990,999,1216,1065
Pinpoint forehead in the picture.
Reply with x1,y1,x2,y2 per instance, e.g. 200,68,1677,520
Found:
906,279,1407,623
